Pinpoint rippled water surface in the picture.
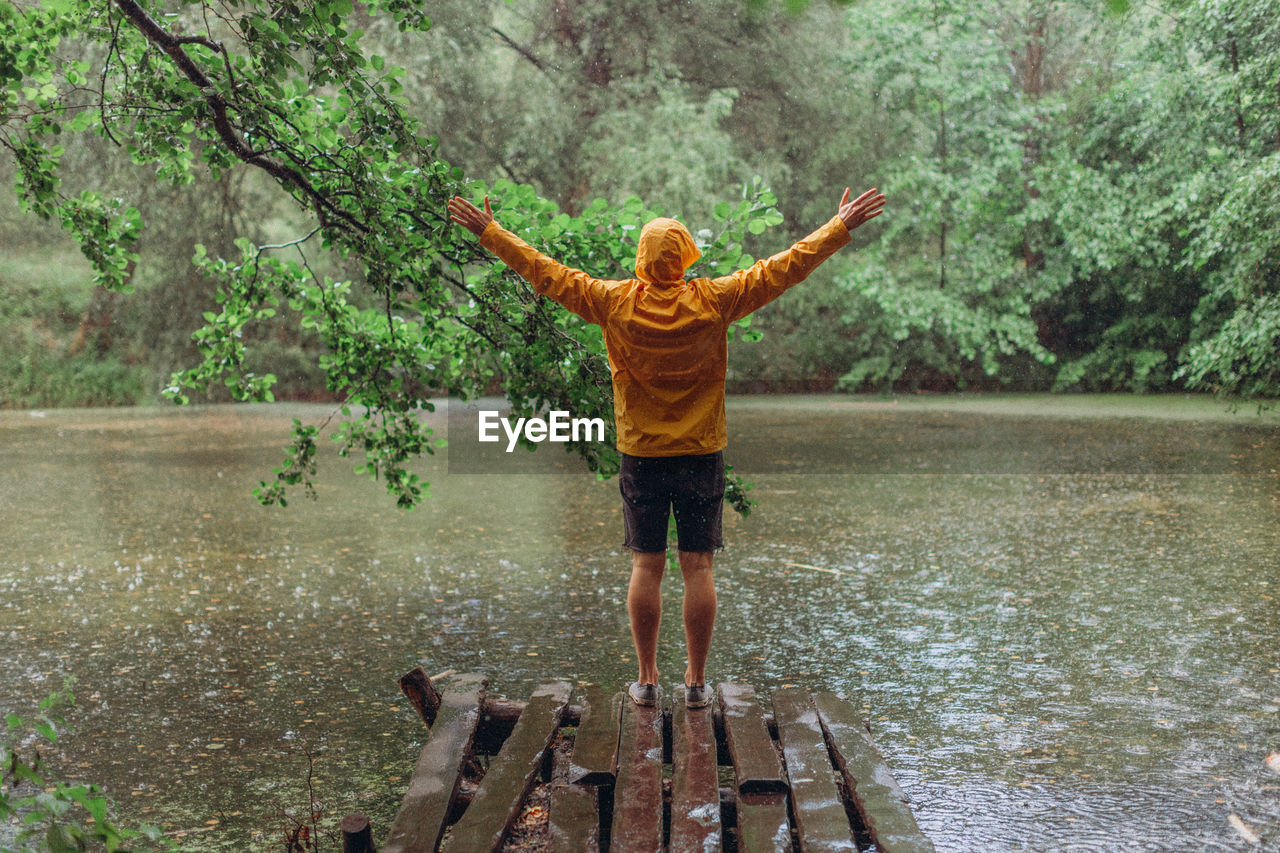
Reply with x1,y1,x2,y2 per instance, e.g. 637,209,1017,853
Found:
2,396,1277,851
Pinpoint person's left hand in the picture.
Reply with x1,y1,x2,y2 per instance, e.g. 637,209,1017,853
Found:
448,195,494,237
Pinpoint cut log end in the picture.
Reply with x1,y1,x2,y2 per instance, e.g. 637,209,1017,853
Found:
400,667,443,727
341,813,376,853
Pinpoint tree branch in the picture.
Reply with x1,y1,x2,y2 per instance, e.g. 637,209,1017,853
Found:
110,0,368,234
490,26,550,75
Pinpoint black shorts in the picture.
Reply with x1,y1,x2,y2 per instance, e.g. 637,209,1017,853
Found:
619,451,725,553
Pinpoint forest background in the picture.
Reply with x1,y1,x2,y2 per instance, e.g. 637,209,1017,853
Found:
2,0,1278,415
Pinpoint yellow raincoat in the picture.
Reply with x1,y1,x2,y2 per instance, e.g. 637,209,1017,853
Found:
479,214,851,456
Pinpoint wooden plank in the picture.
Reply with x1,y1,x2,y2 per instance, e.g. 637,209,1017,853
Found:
609,687,664,852
568,684,622,785
549,720,600,853
444,681,571,852
383,673,487,853
549,781,598,853
812,693,935,853
736,792,792,853
772,689,856,852
718,682,786,794
399,666,444,727
670,685,722,852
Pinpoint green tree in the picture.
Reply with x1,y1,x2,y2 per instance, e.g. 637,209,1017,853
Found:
1034,0,1280,400
0,0,778,508
825,0,1086,391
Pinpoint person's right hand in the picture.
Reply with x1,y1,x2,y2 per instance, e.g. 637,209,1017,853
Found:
837,187,886,231
448,194,494,238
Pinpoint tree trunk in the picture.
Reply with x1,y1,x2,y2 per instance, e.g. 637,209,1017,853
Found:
939,102,948,290
1021,9,1047,275
934,1,948,290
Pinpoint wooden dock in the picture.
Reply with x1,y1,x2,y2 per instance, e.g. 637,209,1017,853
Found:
349,668,934,853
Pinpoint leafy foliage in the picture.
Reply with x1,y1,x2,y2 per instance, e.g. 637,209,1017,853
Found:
3,0,1279,508
1,682,174,852
0,0,784,508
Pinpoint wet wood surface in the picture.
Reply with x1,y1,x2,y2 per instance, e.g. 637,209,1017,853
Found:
736,792,792,853
719,682,787,794
399,666,444,727
670,685,723,852
812,692,936,853
568,683,622,785
772,688,856,852
340,813,376,853
549,732,600,853
610,688,665,852
444,681,571,851
381,674,931,852
383,674,487,853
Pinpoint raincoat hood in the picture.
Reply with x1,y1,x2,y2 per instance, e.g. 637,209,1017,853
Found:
635,217,701,285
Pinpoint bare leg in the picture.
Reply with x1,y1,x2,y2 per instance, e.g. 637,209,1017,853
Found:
628,550,666,685
678,550,716,686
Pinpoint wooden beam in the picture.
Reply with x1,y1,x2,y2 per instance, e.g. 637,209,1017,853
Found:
670,685,723,851
400,667,581,732
610,690,664,852
568,684,622,785
445,681,572,851
773,689,856,852
718,683,787,794
812,693,935,853
399,667,443,727
736,792,792,853
383,674,487,853
549,716,601,853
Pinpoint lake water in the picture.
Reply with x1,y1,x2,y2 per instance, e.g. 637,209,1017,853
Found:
1,395,1277,851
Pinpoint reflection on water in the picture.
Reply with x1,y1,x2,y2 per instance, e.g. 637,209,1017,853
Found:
1,396,1277,851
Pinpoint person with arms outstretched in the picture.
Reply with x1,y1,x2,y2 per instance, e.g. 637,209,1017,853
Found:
448,186,886,708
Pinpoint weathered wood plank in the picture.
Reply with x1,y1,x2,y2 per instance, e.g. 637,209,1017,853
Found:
718,682,786,794
383,674,487,853
670,685,723,852
399,667,444,727
812,693,935,853
610,689,664,852
549,727,600,853
736,792,792,853
549,781,598,853
772,689,856,852
568,684,622,785
444,681,571,852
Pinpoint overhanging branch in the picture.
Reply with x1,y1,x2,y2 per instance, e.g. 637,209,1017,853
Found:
110,0,368,234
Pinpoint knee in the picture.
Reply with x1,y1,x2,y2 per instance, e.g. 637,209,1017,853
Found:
677,549,714,581
631,550,667,581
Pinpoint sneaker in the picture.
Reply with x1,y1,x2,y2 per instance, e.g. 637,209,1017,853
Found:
684,683,713,709
628,681,658,707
